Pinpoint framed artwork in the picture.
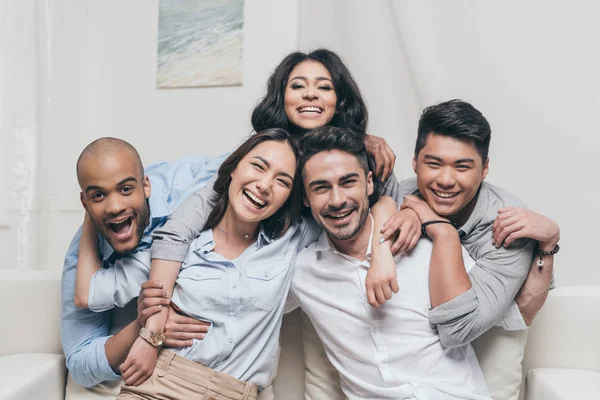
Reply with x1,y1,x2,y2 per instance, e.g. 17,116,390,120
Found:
157,0,244,88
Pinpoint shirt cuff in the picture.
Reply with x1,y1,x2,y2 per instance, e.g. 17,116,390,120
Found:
88,269,116,313
96,336,121,382
429,287,477,325
151,240,190,262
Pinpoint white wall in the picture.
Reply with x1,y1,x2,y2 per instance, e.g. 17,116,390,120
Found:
298,0,600,287
1,0,299,277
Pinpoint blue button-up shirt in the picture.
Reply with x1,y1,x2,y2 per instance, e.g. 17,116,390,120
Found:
171,223,305,389
61,154,226,388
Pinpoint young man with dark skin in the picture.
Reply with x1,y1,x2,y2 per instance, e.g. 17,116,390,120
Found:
62,137,223,397
370,100,558,345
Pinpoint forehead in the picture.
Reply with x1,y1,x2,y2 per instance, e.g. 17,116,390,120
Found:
79,149,141,189
303,150,364,182
420,133,482,163
244,140,297,172
288,60,332,81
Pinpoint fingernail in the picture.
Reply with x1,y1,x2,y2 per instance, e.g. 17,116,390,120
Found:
492,240,495,246
158,305,162,309
379,237,385,244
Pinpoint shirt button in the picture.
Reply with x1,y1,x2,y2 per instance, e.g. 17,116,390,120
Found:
228,337,234,343
264,272,270,278
196,273,201,278
232,283,237,289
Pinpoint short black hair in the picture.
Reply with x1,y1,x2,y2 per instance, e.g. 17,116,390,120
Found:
251,49,368,136
298,126,382,207
415,99,491,162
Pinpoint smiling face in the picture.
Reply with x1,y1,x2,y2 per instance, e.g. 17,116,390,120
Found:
226,140,297,228
78,148,151,255
413,133,489,223
284,60,337,131
303,150,373,240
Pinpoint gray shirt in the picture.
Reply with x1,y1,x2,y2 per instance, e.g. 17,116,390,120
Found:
384,175,535,347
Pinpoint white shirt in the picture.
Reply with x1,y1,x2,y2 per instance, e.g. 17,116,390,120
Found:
289,217,494,400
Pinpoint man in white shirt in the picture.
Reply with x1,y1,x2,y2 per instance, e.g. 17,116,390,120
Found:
288,126,497,400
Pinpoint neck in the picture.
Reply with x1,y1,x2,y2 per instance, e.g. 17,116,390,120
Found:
448,185,481,227
329,214,372,261
216,207,259,241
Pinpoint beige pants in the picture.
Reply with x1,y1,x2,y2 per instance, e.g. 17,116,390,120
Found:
118,349,258,400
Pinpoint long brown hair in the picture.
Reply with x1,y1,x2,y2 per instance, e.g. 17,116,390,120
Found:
205,128,302,238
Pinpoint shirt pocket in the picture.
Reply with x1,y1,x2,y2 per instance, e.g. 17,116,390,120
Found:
244,262,288,312
176,266,225,311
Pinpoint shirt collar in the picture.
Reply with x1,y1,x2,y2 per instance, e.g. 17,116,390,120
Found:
194,224,271,255
315,214,373,260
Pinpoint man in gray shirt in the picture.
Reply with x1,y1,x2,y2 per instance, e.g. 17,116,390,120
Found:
372,99,559,346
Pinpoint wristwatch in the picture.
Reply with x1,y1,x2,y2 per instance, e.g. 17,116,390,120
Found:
139,327,165,347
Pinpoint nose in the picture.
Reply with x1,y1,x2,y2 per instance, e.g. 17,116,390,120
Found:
328,186,347,209
255,175,272,195
436,167,456,189
106,194,126,216
302,85,319,100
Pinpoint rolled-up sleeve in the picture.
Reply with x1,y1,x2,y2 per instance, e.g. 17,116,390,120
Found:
429,237,534,347
61,229,120,387
88,250,151,312
152,184,217,262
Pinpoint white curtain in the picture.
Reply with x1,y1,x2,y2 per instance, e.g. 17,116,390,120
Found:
298,0,600,287
0,0,52,270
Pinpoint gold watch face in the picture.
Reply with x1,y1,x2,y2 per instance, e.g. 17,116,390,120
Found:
150,330,165,346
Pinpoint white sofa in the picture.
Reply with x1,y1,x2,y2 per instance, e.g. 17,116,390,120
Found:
1,278,598,400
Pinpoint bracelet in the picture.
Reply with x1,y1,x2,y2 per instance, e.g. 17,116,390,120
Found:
536,244,560,270
421,220,455,238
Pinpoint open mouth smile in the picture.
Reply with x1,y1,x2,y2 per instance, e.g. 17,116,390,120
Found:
106,215,134,239
298,105,324,114
324,209,355,225
430,189,460,200
243,189,268,210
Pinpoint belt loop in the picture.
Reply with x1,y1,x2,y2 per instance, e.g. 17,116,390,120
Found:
157,350,176,378
241,382,253,400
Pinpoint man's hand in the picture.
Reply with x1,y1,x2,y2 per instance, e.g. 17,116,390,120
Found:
164,305,210,348
364,134,396,182
137,281,170,327
366,240,399,308
379,208,422,255
401,194,443,222
120,337,159,386
493,207,560,250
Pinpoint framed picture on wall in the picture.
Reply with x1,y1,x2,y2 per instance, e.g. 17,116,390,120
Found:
157,0,244,88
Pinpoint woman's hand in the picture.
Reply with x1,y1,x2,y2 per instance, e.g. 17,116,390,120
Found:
365,134,396,182
120,337,159,386
379,208,422,255
492,207,560,250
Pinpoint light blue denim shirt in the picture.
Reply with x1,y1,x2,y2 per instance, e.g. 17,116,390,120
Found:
170,223,306,389
60,154,226,388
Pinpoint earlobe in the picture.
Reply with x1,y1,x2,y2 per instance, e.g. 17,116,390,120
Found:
303,195,310,208
79,192,88,212
412,158,417,173
367,171,374,196
482,158,490,180
143,176,151,199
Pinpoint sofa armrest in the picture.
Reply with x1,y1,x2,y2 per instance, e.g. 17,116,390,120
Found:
0,353,66,400
0,278,62,357
523,285,600,373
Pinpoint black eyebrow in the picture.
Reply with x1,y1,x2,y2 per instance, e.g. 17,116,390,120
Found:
308,173,360,188
252,156,294,181
339,173,360,182
455,158,475,164
423,154,442,162
289,75,333,84
85,176,138,194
